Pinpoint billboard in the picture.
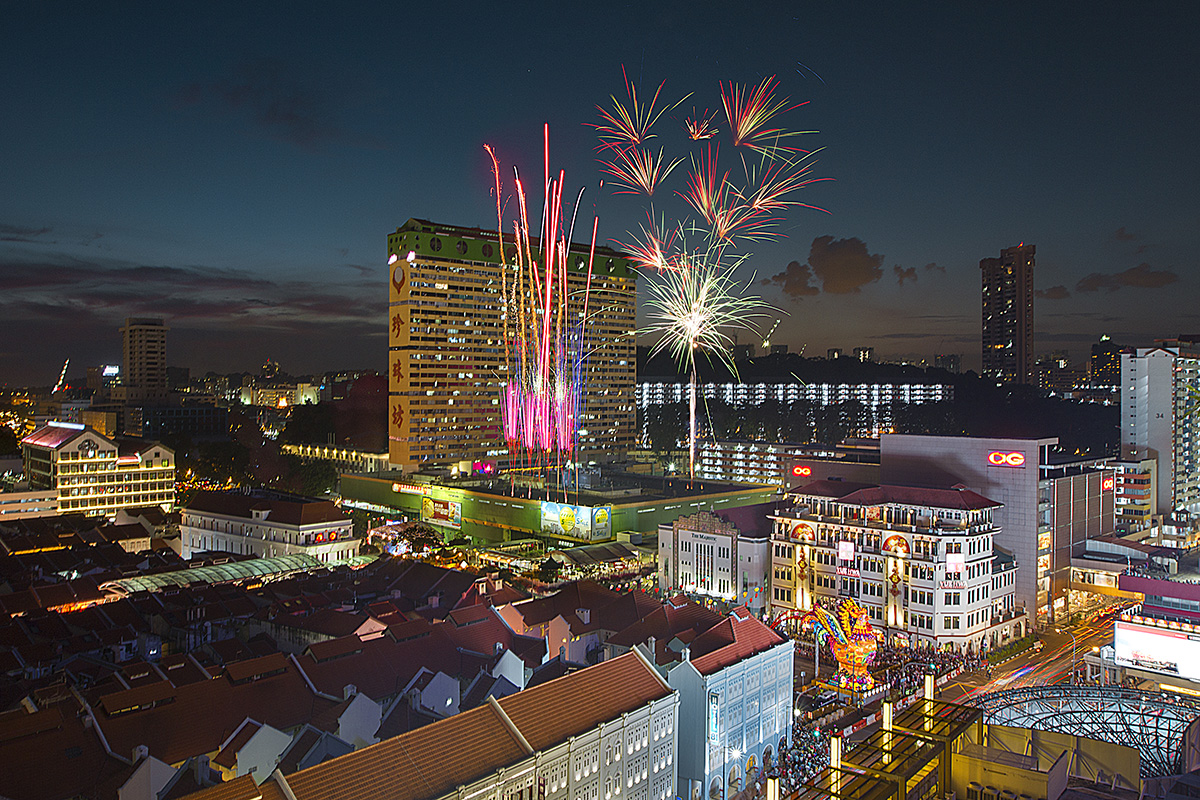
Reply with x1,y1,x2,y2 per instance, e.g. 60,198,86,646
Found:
591,506,612,540
541,502,611,541
838,540,856,561
421,497,461,529
1114,620,1200,682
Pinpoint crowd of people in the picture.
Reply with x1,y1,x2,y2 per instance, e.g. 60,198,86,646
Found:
728,638,988,798
739,726,830,799
871,640,979,695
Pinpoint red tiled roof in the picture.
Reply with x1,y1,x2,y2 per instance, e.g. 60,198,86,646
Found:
0,702,130,800
497,652,671,752
282,703,528,800
791,479,877,498
794,480,1000,511
509,579,624,633
293,625,469,702
213,720,262,769
690,608,787,676
174,774,282,800
181,652,672,800
93,654,337,766
606,596,725,664
273,609,371,638
185,492,349,526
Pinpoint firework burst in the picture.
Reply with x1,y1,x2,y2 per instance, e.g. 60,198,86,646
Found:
642,250,770,371
594,70,831,477
486,127,599,467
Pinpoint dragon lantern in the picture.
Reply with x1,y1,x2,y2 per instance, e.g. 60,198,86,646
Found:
801,599,879,691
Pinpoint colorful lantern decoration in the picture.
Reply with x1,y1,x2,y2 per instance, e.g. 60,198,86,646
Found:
800,599,879,692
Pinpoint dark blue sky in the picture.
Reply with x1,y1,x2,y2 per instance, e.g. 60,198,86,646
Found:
3,1,1197,386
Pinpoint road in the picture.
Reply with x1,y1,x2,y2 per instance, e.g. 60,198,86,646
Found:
940,615,1116,703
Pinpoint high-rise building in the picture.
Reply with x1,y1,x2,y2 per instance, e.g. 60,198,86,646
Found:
387,219,636,472
880,435,1114,626
118,317,169,401
1121,338,1200,514
934,353,962,374
1089,335,1124,391
854,346,875,363
980,243,1035,385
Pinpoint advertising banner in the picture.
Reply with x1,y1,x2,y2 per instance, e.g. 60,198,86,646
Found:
421,497,461,529
1114,620,1200,681
539,503,615,541
591,505,613,540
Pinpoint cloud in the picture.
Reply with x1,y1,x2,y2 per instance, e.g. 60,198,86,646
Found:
764,260,819,299
893,265,917,285
0,223,54,243
807,235,884,294
1112,226,1137,242
923,262,945,273
343,263,376,276
1075,262,1180,293
178,58,365,150
1035,285,1070,300
0,253,383,333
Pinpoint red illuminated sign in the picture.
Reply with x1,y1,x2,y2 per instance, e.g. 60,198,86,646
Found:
790,523,814,541
1102,477,1115,492
987,451,1026,468
791,465,812,477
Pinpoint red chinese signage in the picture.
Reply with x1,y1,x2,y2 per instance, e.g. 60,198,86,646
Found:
1102,476,1115,492
791,465,812,477
987,451,1026,468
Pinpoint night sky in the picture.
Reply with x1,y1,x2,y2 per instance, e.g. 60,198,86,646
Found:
3,1,1197,387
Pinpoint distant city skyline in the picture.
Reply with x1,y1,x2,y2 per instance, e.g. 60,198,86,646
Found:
2,1,1197,386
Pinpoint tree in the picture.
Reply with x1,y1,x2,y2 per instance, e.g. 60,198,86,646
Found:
645,402,686,455
0,426,19,456
282,403,336,445
281,456,338,496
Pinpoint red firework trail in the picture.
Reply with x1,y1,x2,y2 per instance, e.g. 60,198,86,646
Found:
721,75,808,157
591,65,685,151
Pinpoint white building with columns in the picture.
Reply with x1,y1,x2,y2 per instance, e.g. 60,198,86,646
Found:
769,481,1024,653
665,607,794,800
658,510,771,615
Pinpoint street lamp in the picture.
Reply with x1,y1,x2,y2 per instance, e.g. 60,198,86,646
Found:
722,747,743,800
1056,627,1077,682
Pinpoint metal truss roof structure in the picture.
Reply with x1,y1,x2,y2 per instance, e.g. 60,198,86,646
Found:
976,685,1200,778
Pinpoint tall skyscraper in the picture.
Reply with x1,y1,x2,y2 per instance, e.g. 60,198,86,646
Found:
119,317,169,401
387,219,636,473
1089,334,1124,391
1121,338,1200,514
980,243,1035,385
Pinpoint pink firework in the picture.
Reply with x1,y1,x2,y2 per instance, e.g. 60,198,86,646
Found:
486,127,599,465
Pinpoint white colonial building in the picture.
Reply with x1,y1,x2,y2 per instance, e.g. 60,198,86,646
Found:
665,608,794,800
181,651,680,800
769,480,1025,653
658,511,770,615
181,490,357,562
